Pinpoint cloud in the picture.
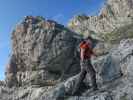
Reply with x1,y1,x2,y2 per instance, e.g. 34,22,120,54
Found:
52,13,66,24
52,14,65,21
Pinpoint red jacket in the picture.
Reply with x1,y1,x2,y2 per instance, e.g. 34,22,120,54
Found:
79,41,94,59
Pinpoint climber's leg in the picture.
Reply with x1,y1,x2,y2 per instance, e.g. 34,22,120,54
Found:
72,61,87,95
86,60,98,90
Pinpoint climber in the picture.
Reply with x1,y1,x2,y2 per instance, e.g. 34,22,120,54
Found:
72,36,98,95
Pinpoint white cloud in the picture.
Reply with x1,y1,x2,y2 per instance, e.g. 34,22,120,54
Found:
52,13,65,24
52,14,64,20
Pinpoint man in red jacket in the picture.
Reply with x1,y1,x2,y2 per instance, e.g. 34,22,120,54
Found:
72,36,98,95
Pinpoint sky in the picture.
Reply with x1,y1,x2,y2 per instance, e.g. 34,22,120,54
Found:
0,0,105,80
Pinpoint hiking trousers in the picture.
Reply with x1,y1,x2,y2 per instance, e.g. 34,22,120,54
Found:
72,59,97,94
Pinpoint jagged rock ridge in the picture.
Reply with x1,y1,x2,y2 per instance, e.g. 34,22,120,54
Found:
68,0,133,38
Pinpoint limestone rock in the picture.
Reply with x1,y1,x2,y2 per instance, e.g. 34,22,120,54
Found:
62,39,133,98
1,39,133,100
8,16,81,86
2,0,133,99
5,55,18,88
68,0,133,39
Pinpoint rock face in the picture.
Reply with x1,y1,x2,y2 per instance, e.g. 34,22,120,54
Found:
66,39,133,99
68,0,133,37
6,16,81,87
1,0,133,99
1,39,133,100
5,55,18,87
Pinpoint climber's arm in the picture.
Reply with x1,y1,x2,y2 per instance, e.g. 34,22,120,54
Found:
80,48,85,61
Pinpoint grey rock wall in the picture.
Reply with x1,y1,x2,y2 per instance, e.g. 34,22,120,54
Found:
68,0,133,38
5,16,81,87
